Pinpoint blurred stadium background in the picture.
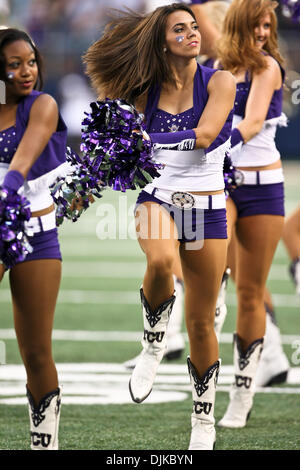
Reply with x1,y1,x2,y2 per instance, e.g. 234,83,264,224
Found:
0,0,299,451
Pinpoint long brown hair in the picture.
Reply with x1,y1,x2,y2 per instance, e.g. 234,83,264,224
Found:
82,3,196,104
217,0,284,75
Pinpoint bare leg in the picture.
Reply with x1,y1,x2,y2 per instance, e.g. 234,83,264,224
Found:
213,197,237,338
129,202,180,402
173,248,183,281
180,238,227,376
218,214,284,429
282,205,300,260
136,202,179,309
181,238,227,450
226,209,289,387
10,259,61,405
235,214,284,350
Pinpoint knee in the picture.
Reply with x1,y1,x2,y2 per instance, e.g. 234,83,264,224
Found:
187,315,214,342
146,253,174,279
237,284,264,314
20,345,52,374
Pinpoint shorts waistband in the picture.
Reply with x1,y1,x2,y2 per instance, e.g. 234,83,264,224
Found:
144,187,226,210
25,210,57,235
239,167,284,185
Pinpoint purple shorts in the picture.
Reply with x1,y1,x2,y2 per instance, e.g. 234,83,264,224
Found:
135,190,227,243
229,183,285,218
20,228,62,264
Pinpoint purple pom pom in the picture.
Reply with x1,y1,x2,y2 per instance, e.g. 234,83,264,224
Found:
80,98,162,192
0,187,32,269
281,0,300,22
223,153,244,195
50,147,104,225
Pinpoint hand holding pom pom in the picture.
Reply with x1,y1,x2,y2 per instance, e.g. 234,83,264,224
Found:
223,153,244,195
80,98,162,192
0,184,32,269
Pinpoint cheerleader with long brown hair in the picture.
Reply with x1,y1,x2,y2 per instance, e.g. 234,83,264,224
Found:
83,3,235,449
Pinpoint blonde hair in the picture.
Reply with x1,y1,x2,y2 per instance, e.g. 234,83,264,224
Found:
201,1,230,32
217,0,284,75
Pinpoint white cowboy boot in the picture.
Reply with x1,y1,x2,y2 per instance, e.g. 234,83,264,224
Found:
124,277,184,369
164,276,185,360
27,386,62,450
188,357,221,450
255,307,289,387
214,268,231,341
129,288,176,403
218,334,263,428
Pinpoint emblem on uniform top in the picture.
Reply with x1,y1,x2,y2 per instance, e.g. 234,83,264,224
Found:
168,124,179,132
171,192,195,209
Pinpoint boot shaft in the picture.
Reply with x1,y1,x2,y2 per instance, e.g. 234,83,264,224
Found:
140,288,176,330
187,358,220,450
27,386,62,450
140,288,176,354
129,289,176,403
233,334,264,392
188,357,220,422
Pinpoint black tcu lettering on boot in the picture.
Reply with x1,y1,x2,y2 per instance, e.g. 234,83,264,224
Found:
31,431,52,448
193,401,212,415
143,329,165,343
235,375,252,389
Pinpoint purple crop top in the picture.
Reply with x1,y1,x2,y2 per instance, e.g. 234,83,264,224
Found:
149,107,198,134
0,90,68,181
0,125,18,163
234,65,285,120
145,63,234,153
202,54,284,120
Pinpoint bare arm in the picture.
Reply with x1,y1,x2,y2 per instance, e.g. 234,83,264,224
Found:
8,94,59,178
193,70,236,149
190,4,221,58
237,56,282,143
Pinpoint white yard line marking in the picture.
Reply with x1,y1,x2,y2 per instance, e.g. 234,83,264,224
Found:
1,289,300,307
0,363,299,405
0,328,299,344
57,261,294,281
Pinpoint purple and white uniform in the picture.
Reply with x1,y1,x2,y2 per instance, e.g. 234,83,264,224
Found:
0,91,70,263
229,62,287,217
136,63,233,242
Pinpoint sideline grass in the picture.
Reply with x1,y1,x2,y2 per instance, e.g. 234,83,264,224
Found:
0,393,299,450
